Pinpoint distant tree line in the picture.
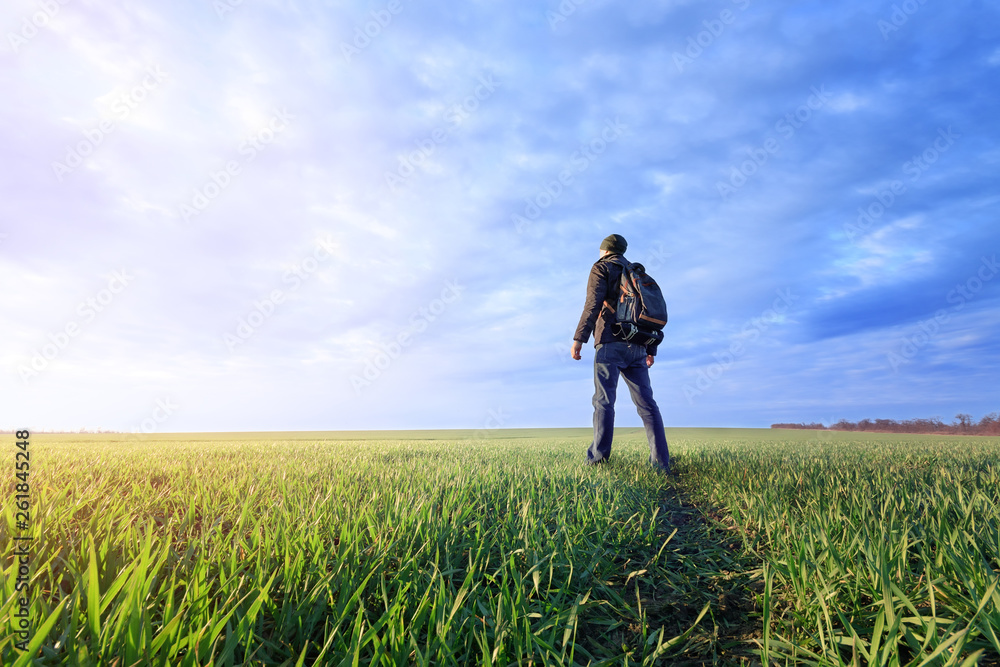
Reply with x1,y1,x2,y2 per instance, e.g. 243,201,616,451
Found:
0,428,119,434
772,413,1000,436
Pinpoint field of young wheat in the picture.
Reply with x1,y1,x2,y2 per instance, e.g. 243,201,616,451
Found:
2,428,999,666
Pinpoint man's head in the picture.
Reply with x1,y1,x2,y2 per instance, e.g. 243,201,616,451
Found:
599,234,627,258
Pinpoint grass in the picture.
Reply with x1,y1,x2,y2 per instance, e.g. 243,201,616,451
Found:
1,428,999,665
679,429,1000,666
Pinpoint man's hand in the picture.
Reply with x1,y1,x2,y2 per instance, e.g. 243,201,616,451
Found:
646,355,654,368
571,341,583,361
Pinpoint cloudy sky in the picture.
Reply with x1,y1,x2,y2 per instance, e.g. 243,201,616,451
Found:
2,0,998,433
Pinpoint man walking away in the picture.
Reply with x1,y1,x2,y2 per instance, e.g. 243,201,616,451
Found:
571,234,672,473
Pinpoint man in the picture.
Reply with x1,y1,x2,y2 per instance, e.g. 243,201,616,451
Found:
571,234,672,473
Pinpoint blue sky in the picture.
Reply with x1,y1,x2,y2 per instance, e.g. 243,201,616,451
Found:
2,0,998,433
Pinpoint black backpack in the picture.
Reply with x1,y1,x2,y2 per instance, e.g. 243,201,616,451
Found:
603,257,668,346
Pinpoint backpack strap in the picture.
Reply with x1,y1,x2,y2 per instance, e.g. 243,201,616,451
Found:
601,256,629,312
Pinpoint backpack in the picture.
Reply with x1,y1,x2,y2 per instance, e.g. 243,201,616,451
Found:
603,257,668,346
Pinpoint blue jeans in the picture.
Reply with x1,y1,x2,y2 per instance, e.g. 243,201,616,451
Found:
586,341,670,469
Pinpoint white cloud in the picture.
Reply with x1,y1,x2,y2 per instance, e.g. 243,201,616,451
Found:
827,92,867,113
1,0,997,430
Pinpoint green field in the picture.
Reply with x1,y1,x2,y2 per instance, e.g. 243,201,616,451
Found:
2,429,999,666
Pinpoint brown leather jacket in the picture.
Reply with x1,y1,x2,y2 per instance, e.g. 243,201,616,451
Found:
573,252,659,356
